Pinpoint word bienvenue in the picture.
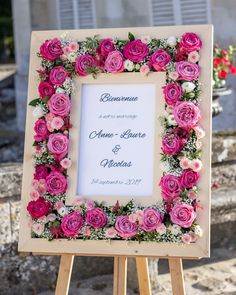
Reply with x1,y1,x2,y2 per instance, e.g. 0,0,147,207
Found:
100,93,138,102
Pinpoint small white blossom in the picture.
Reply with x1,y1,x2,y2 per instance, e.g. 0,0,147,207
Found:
167,36,177,47
58,207,68,217
68,52,77,63
167,114,177,126
124,59,134,71
194,225,203,237
33,105,46,119
182,82,196,93
141,35,151,44
56,87,66,94
170,224,182,235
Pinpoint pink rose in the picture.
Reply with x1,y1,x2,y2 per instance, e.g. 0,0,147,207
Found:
163,83,183,106
38,81,55,98
47,133,69,159
105,227,118,238
75,54,97,76
173,101,201,128
179,32,202,53
60,158,72,169
27,197,51,219
115,216,138,239
34,165,48,180
51,116,64,130
182,233,192,244
150,49,171,71
176,61,200,81
68,42,79,53
85,208,107,228
170,203,196,228
49,66,68,86
40,38,63,61
162,134,183,155
104,51,124,73
48,93,71,117
141,208,163,232
97,38,115,58
180,169,200,188
61,212,84,237
160,174,182,201
123,40,149,62
140,64,150,75
34,118,49,142
46,171,67,195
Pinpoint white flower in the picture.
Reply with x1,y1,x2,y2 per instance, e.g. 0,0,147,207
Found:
58,207,68,216
170,224,182,235
56,87,66,94
169,71,179,81
141,35,151,44
124,59,134,71
167,36,177,47
188,51,200,63
182,82,196,93
68,52,77,63
32,105,46,119
194,225,203,237
167,114,177,126
156,223,167,235
194,126,205,139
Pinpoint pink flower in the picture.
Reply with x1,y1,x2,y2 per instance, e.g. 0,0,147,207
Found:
141,208,163,232
47,213,57,222
162,134,183,155
61,212,84,237
48,93,71,117
176,61,200,81
54,201,64,210
51,116,64,130
32,223,45,236
46,171,67,195
27,197,51,219
128,213,138,223
97,38,115,58
68,42,79,52
156,223,167,235
187,190,197,199
188,51,200,63
75,54,97,76
163,83,183,106
104,51,124,73
34,119,49,142
123,40,149,62
181,233,192,244
140,64,150,75
63,46,70,55
150,49,171,71
85,200,95,210
179,157,191,170
115,216,138,239
160,174,182,201
30,190,40,201
40,38,63,61
37,215,47,223
49,66,69,85
60,158,72,169
105,227,118,238
180,169,200,188
190,159,202,172
34,165,48,180
47,133,69,159
169,71,179,81
173,101,201,128
170,203,196,228
60,54,68,61
73,197,84,206
194,126,205,139
82,227,91,236
33,179,47,195
38,81,55,98
179,32,202,53
85,208,107,228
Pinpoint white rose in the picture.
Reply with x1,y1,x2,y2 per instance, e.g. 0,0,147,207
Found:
68,52,77,63
56,87,66,94
32,105,45,119
167,36,177,47
124,59,134,71
194,225,203,237
182,82,196,93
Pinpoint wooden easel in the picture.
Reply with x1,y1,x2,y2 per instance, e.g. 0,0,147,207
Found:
53,254,185,295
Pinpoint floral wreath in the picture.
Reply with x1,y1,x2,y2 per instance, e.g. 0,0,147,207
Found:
27,32,205,244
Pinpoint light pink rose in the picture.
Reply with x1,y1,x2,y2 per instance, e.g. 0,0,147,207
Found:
85,208,107,228
123,40,149,62
38,81,55,98
47,213,57,222
60,158,72,169
97,38,115,58
34,118,49,142
69,42,79,52
169,71,179,81
85,200,95,210
173,101,201,128
187,190,197,199
47,133,69,159
61,212,84,237
51,116,64,130
32,223,45,236
104,51,124,73
179,157,191,170
75,54,97,76
194,126,205,138
115,216,138,239
54,201,64,210
105,227,118,238
176,61,200,81
179,32,202,53
140,64,150,75
180,169,200,188
46,171,67,195
163,83,183,106
33,179,47,195
40,38,63,61
156,223,167,235
30,190,40,201
141,208,163,232
150,49,171,71
73,197,84,206
82,227,91,236
181,233,192,244
49,66,69,86
48,93,71,117
162,134,183,155
170,203,196,228
190,159,202,172
160,174,182,201
188,51,200,63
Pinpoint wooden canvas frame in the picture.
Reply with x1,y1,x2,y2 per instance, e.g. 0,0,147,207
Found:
19,25,213,258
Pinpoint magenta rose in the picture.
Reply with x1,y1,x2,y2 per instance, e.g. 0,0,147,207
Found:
173,101,201,128
160,174,182,201
46,171,67,195
123,40,149,63
115,216,138,239
38,81,55,98
162,134,183,155
47,133,69,159
34,118,49,142
49,66,68,86
75,54,97,76
85,208,107,228
180,169,200,188
150,49,171,71
34,165,48,180
61,212,84,238
170,203,196,228
163,83,183,106
48,93,71,117
97,38,115,58
179,32,202,54
40,38,63,61
27,197,51,219
176,61,200,81
141,208,163,232
104,51,124,73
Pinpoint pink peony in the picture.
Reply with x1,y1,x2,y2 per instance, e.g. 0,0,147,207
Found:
97,38,115,58
40,38,63,61
179,32,202,54
75,54,97,76
173,101,201,128
160,174,182,201
115,215,138,239
49,66,68,85
27,197,51,219
48,93,71,117
47,133,69,159
38,81,55,98
163,83,183,106
104,51,124,73
123,40,149,63
85,208,107,228
140,64,150,75
34,165,48,180
34,118,49,142
162,134,183,155
141,208,163,232
51,116,64,130
170,203,196,228
176,61,200,81
150,49,171,71
46,171,67,195
180,169,200,188
61,212,84,237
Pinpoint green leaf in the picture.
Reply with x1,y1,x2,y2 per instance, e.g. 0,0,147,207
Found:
128,32,135,41
32,141,38,146
29,98,41,106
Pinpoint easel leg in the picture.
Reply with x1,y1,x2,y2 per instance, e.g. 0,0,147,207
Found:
136,257,152,295
55,254,75,295
113,256,127,295
169,258,186,295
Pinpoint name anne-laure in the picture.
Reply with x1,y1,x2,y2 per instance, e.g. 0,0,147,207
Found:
89,129,146,139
